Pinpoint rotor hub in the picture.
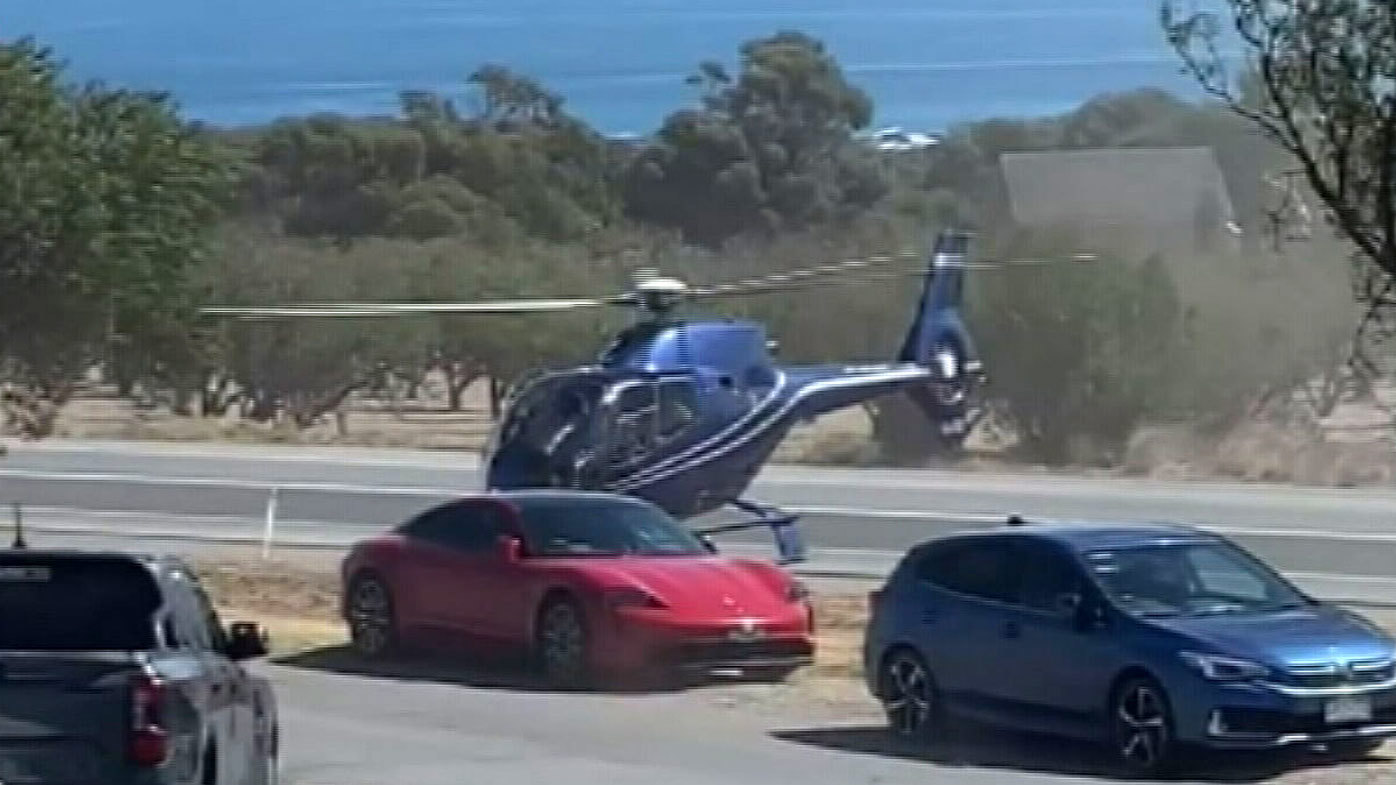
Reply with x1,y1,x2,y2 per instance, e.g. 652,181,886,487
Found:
634,276,689,315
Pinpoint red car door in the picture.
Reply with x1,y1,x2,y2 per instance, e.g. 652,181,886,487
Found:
398,499,530,645
392,503,471,631
456,500,533,645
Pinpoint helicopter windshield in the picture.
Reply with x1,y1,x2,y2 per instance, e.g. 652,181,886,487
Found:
488,374,606,489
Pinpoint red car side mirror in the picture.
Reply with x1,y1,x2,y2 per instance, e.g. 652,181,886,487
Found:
497,534,523,563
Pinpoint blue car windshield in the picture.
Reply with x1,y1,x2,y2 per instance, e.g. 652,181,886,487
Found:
1083,541,1310,618
515,497,709,557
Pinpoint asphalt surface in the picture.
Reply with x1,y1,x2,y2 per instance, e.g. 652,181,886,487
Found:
1,439,1394,784
1,439,1394,604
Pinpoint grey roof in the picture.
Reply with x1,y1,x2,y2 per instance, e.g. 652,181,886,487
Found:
932,520,1221,551
1000,147,1236,228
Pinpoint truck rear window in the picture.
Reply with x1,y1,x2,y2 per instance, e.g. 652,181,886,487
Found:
0,555,161,651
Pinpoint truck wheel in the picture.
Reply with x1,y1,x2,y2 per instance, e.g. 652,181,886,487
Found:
201,742,218,785
249,726,278,785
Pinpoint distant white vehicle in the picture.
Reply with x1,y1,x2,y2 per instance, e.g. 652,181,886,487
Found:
866,127,940,152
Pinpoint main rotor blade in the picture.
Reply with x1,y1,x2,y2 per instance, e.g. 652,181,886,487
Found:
199,298,613,318
683,252,1098,299
687,252,922,298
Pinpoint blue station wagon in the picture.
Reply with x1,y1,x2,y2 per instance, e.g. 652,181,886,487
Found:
863,520,1396,775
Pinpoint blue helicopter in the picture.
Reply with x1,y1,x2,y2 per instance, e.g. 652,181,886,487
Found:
202,229,1077,562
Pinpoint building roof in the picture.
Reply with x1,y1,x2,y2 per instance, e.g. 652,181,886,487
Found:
1000,146,1237,229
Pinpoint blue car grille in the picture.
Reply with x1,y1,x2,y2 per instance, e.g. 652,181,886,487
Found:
1220,705,1396,735
1281,658,1395,689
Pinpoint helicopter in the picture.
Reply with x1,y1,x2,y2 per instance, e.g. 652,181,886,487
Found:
201,229,1087,563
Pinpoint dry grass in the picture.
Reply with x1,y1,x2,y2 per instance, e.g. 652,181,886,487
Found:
189,556,874,668
191,555,1396,681
45,378,1396,489
194,558,346,656
190,557,1396,779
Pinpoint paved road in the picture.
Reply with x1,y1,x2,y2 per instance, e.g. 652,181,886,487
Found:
260,657,1396,785
3,440,1395,784
2,439,1394,604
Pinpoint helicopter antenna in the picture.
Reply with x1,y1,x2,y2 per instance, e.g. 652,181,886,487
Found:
10,502,26,549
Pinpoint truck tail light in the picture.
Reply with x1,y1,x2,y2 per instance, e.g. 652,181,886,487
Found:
129,672,169,767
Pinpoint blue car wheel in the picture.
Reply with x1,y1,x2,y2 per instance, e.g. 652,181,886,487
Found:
878,648,941,742
1110,675,1177,776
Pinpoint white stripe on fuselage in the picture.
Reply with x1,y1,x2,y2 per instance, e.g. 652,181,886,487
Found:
602,370,790,487
607,365,928,492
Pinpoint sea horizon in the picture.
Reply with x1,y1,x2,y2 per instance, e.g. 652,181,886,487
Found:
7,0,1207,136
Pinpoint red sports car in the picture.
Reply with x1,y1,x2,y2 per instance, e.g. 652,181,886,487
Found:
339,490,815,687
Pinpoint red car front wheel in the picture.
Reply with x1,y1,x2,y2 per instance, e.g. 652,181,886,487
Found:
347,573,398,658
536,597,592,689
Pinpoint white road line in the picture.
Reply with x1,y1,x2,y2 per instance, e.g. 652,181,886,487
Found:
1287,570,1396,586
17,505,370,530
11,440,484,469
30,524,1396,595
0,468,466,497
4,469,1395,543
25,517,1396,599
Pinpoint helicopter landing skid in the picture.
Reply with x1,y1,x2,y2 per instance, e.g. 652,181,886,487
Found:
692,499,808,566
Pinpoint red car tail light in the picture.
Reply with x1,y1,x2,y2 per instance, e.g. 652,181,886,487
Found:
129,672,169,767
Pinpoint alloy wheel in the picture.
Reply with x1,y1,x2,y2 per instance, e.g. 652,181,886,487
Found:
347,576,395,658
538,600,588,687
1113,679,1174,775
881,650,937,740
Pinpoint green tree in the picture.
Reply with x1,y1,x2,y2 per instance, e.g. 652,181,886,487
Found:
204,232,437,427
1163,0,1396,351
624,31,888,247
0,37,234,438
970,231,1185,464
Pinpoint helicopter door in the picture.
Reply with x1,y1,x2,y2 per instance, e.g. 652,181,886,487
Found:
655,377,700,446
598,380,658,478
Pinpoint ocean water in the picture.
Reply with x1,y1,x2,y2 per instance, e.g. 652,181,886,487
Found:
5,0,1203,135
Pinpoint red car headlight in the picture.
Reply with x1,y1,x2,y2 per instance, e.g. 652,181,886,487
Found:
604,587,667,610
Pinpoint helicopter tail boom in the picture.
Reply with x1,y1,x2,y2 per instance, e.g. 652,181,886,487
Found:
897,229,977,369
893,229,986,444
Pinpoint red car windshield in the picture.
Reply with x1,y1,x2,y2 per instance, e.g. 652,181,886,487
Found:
515,497,709,557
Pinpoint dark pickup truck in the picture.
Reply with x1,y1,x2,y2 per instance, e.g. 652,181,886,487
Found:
0,549,278,785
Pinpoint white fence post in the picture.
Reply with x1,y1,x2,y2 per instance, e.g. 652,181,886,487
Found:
261,486,280,559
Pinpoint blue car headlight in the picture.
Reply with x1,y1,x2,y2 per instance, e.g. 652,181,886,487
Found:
1179,651,1270,682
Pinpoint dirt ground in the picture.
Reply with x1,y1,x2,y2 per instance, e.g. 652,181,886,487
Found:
194,555,1396,696
194,557,1395,783
49,375,1396,487
194,556,870,673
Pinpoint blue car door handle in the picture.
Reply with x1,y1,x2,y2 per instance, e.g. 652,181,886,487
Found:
1003,620,1021,639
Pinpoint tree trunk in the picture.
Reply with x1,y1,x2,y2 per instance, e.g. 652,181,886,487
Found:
867,395,955,466
443,360,485,412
